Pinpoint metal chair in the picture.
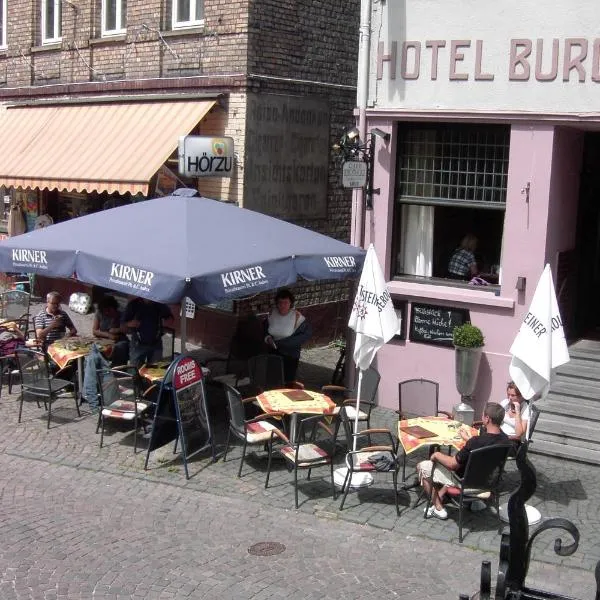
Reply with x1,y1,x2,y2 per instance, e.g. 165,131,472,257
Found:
247,353,285,395
95,366,149,453
337,405,401,515
265,414,336,509
397,378,451,419
0,290,30,321
160,326,176,362
323,366,381,448
222,383,284,477
424,442,512,543
204,314,267,388
397,378,451,480
15,348,78,428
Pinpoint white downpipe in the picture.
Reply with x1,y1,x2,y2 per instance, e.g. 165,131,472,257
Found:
351,0,372,248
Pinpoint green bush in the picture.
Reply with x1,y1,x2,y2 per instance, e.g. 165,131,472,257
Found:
453,323,484,348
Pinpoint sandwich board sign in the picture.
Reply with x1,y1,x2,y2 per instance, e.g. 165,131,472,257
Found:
144,355,215,479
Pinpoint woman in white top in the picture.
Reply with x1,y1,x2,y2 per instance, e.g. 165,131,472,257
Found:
264,288,312,382
500,381,530,441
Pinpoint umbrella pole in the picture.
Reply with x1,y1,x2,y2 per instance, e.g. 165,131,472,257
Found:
352,370,364,452
334,368,373,490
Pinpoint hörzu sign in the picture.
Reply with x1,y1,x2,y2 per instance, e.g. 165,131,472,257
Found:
178,136,234,178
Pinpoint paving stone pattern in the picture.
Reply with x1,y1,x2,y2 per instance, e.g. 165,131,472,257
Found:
0,304,596,598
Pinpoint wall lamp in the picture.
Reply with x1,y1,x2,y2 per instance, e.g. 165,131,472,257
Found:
333,126,390,209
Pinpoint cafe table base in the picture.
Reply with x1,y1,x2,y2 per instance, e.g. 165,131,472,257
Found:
333,467,373,490
499,502,542,525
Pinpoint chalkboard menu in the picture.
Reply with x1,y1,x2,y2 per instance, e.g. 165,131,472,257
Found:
145,356,215,480
409,303,470,347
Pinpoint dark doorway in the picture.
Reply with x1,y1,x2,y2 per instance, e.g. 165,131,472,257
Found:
574,133,600,337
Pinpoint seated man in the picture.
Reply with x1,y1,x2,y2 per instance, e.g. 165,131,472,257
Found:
122,297,173,368
416,402,508,520
34,291,78,352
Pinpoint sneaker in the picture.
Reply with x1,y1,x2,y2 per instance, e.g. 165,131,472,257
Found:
424,505,448,520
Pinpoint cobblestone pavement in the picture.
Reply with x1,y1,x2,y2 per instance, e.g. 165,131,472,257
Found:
0,304,596,598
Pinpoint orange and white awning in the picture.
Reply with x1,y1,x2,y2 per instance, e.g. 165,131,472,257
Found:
0,99,216,195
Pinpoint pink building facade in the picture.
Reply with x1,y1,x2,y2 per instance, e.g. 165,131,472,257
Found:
356,1,599,415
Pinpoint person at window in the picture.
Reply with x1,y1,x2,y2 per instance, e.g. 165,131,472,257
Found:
264,288,312,383
122,297,173,368
416,402,508,520
499,381,530,444
92,295,129,366
447,234,479,280
34,291,77,352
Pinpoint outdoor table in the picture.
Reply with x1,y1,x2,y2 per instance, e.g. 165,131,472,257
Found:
47,336,114,400
256,388,336,443
139,361,210,384
398,416,478,455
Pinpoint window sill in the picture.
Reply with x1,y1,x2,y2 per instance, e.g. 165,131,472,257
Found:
90,34,127,46
163,25,206,38
31,42,62,53
389,279,515,309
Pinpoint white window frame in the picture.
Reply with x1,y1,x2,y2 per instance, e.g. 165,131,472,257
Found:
0,0,7,50
101,0,126,37
172,0,204,30
41,0,62,45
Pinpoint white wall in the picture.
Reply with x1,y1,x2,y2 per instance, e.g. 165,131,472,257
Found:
372,0,600,114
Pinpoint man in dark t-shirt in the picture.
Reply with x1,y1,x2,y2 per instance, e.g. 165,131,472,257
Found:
417,402,509,520
122,297,173,367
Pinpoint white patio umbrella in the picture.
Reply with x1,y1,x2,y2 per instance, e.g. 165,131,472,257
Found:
334,244,399,489
501,263,570,524
509,263,570,405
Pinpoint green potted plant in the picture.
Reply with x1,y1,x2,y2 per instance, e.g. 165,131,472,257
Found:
452,323,485,424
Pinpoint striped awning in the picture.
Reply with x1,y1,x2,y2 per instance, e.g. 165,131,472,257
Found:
0,99,217,195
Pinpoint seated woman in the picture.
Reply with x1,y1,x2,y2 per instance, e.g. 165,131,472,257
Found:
447,234,479,280
264,288,312,383
93,295,129,366
500,381,530,444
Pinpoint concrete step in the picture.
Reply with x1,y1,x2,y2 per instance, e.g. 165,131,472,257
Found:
529,438,600,465
568,347,600,362
549,380,600,402
541,397,600,420
534,414,600,442
569,338,600,353
555,358,600,382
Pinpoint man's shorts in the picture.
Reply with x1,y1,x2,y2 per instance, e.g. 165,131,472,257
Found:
417,459,460,487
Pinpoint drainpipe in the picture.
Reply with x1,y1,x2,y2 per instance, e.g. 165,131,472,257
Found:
351,0,372,249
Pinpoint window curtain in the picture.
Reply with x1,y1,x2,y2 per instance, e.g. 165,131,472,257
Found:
399,204,433,276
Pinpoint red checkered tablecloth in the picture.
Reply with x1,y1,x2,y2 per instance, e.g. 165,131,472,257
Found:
256,389,335,416
398,416,478,455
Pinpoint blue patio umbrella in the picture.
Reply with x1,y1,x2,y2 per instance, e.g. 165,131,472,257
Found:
0,190,365,306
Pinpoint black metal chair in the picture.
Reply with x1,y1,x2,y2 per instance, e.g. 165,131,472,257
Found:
222,383,284,477
265,414,336,509
95,366,150,453
15,348,78,428
322,366,381,448
0,290,30,321
247,353,286,394
204,314,267,388
337,406,402,515
160,326,176,362
425,442,512,543
397,378,451,481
